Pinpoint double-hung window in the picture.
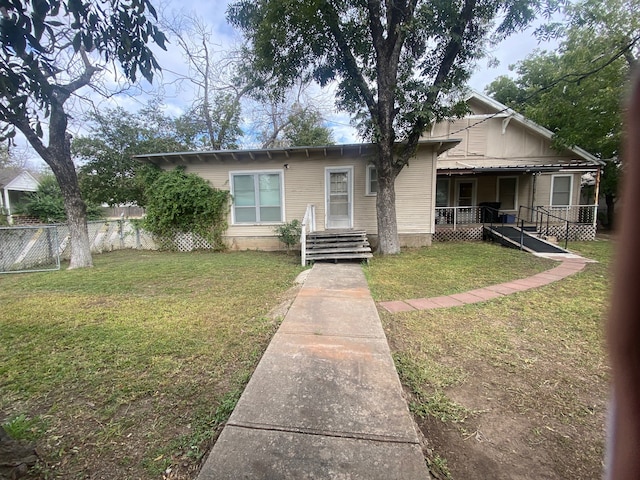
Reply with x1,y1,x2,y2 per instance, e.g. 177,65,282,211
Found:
366,165,378,195
231,171,283,223
551,175,572,206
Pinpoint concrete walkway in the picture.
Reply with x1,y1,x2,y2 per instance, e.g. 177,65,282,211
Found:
197,263,430,480
379,255,591,314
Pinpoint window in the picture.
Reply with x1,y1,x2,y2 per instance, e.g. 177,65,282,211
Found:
231,171,283,223
551,175,572,206
366,165,378,195
436,178,450,207
497,177,518,210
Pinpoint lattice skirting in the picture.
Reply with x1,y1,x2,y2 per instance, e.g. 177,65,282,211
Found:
434,227,484,242
545,224,597,241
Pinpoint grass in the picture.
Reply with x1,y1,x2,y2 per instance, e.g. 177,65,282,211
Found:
371,239,613,479
0,249,304,479
364,241,557,301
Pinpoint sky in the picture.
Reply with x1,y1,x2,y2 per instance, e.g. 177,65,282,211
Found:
15,1,560,167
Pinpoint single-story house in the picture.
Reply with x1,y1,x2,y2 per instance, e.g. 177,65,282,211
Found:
0,170,40,224
425,91,603,241
136,91,602,252
136,140,459,251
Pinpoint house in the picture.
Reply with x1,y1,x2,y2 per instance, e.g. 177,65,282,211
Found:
135,91,602,255
0,170,40,224
135,141,459,252
425,91,603,242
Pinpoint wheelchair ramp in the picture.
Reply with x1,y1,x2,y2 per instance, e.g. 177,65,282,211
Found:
484,225,568,254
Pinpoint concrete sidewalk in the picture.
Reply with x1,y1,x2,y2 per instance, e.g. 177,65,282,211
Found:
197,263,430,480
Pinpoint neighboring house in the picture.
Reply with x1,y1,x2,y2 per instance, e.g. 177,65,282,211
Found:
425,91,603,241
135,140,458,251
0,170,40,224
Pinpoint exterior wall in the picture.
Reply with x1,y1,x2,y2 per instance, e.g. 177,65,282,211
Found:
167,148,436,245
430,116,577,168
533,172,583,207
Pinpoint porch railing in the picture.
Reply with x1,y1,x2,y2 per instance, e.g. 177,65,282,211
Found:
300,204,316,266
435,206,484,230
531,205,598,226
436,204,598,231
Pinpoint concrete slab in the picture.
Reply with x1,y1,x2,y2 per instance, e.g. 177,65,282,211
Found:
227,332,418,442
449,291,487,304
465,288,504,301
406,297,443,310
279,295,385,338
378,300,417,313
302,263,371,291
199,426,429,480
429,295,465,308
197,262,430,480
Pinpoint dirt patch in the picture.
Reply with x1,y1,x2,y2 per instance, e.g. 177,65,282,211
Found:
413,345,608,480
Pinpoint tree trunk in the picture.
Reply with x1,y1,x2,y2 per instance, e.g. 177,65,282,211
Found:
606,193,616,231
47,109,93,269
375,147,400,254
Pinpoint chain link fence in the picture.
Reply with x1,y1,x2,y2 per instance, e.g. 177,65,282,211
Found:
0,220,158,274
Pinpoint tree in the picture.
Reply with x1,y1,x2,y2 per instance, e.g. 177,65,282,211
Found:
283,104,333,147
74,102,191,208
486,0,638,228
228,0,557,254
162,13,246,150
0,0,167,268
18,174,103,222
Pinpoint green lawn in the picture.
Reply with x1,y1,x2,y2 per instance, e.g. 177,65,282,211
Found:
371,240,613,479
0,250,303,479
364,241,557,301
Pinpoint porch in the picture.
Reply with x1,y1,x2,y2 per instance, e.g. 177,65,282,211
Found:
434,205,598,242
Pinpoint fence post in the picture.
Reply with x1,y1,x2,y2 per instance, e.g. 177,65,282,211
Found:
565,220,569,250
520,219,524,250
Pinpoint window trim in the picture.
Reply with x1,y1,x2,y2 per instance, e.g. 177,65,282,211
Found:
229,169,285,225
366,164,377,196
496,176,519,211
550,174,573,206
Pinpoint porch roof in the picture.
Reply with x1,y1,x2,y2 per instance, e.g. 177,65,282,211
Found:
437,162,600,175
135,140,461,166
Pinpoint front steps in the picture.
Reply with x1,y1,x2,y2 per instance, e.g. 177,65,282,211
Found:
304,230,373,264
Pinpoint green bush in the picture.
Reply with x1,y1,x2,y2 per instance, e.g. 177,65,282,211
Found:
275,219,302,252
19,175,103,222
143,167,230,250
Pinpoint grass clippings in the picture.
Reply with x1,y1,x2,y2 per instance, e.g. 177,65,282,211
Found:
372,240,613,480
0,249,303,479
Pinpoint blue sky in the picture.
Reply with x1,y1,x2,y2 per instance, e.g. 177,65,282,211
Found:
17,1,559,166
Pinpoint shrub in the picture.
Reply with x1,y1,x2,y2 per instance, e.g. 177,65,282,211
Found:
143,167,230,250
275,219,302,252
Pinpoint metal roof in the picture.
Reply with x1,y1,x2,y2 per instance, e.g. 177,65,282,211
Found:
134,140,461,166
438,162,600,175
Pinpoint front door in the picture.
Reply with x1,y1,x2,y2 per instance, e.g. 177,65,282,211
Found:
326,167,353,229
455,179,477,224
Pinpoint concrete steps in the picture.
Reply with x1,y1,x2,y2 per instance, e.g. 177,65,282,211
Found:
305,230,373,264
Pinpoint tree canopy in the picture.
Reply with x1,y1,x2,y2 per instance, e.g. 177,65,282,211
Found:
0,0,167,268
486,0,638,227
228,0,559,253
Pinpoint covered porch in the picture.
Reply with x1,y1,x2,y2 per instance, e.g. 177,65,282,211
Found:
433,165,599,242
